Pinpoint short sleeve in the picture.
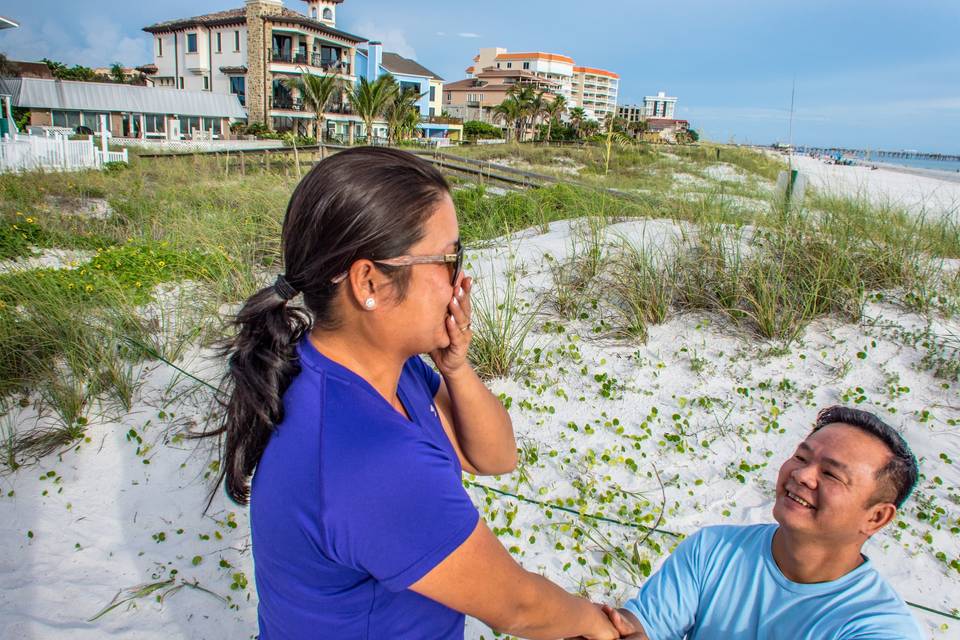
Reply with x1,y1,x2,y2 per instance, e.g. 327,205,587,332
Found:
407,355,441,397
322,426,478,592
623,531,703,640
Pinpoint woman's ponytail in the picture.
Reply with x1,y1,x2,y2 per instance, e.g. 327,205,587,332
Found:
206,283,310,508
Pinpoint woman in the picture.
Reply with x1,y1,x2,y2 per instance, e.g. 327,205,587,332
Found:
213,147,617,639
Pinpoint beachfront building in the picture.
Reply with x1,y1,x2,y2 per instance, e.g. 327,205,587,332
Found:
572,66,619,122
460,47,619,125
3,76,246,139
143,0,460,142
371,49,460,141
618,92,678,122
644,91,677,118
442,67,561,127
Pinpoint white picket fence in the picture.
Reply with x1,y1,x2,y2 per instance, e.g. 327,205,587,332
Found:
0,134,129,174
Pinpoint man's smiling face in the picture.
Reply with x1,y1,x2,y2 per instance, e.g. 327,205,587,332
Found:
773,423,896,544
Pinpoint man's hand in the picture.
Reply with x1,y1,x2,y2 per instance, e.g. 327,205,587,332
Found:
601,604,648,639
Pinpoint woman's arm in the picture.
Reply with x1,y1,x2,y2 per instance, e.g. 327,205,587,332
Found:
430,276,517,476
410,519,618,640
434,373,516,476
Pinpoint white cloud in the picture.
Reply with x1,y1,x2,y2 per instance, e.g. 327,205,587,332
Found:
353,21,417,60
1,17,150,66
457,32,481,38
436,31,447,37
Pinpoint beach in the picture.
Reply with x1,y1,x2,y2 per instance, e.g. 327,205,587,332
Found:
0,150,957,639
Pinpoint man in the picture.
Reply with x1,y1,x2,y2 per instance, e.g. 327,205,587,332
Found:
605,405,924,639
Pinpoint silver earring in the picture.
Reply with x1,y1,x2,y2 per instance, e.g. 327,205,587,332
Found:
364,298,376,309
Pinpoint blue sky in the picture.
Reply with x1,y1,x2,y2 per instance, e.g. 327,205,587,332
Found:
2,0,958,152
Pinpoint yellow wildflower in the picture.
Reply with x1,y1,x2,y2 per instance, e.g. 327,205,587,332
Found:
135,281,142,288
85,285,93,292
25,217,34,224
157,261,166,268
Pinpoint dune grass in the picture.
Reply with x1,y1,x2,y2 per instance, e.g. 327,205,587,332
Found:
1,143,957,468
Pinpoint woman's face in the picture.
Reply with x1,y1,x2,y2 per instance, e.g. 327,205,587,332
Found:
382,191,462,354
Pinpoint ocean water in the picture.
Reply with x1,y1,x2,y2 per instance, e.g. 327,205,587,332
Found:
860,155,960,173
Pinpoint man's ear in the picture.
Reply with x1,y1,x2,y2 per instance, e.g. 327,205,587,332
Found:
862,502,896,537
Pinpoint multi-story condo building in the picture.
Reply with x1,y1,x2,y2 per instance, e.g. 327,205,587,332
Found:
143,0,458,141
463,47,619,124
572,67,619,121
618,91,678,122
644,91,677,118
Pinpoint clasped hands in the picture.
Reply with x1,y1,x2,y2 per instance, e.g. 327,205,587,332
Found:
567,604,645,640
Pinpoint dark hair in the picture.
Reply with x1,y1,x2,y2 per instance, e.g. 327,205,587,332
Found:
812,405,918,508
205,147,450,507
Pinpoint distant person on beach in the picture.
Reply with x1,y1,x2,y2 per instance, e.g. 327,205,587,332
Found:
603,406,924,639
209,147,618,639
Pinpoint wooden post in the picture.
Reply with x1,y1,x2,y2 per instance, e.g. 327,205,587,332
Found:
240,150,246,175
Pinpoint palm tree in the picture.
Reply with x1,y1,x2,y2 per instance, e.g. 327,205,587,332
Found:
492,95,523,142
543,94,567,143
385,86,424,144
628,118,649,140
347,74,397,144
527,90,551,142
506,85,539,141
568,107,587,139
283,71,344,142
109,63,126,84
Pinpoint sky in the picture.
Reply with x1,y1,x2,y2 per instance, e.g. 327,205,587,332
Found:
1,0,958,153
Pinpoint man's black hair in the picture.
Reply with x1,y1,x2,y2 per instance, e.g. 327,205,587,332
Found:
813,405,918,508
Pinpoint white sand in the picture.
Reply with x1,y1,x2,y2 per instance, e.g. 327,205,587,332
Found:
790,154,960,221
1,161,958,639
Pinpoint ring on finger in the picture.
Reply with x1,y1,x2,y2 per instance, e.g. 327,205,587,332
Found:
458,322,471,332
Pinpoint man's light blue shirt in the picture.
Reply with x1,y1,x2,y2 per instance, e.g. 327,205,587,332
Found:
624,524,923,640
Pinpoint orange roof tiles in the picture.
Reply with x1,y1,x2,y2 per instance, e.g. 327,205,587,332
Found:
574,66,620,79
495,52,574,64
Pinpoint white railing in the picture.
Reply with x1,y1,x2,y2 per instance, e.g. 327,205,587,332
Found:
0,134,128,174
112,138,285,153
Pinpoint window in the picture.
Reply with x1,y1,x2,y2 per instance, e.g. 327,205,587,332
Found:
506,62,512,68
523,62,530,70
230,76,246,106
216,33,222,53
235,30,241,52
496,63,500,68
203,76,209,90
179,77,184,89
429,86,436,101
322,7,333,20
179,115,201,135
52,111,81,129
202,117,222,136
81,112,109,131
446,91,452,101
429,107,435,117
311,7,317,18
157,37,163,57
145,114,165,134
186,33,198,54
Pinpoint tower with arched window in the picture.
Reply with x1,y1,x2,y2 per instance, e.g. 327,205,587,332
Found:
302,0,341,27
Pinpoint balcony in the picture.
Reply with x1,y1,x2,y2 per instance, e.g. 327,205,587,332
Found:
422,115,462,125
271,50,352,75
270,95,304,111
327,102,353,114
